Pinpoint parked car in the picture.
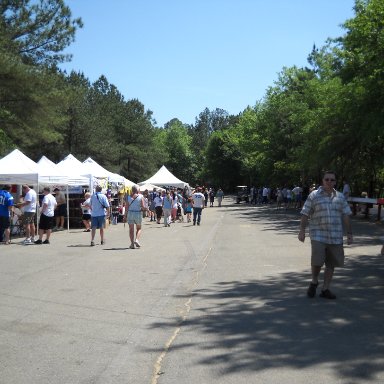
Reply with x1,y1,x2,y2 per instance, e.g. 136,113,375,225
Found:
235,186,249,203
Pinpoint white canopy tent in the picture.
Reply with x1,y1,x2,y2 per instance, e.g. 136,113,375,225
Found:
40,155,89,232
0,149,38,185
37,156,69,185
138,165,188,188
138,183,165,192
123,177,135,188
56,154,93,188
38,156,89,186
0,151,89,232
82,157,127,184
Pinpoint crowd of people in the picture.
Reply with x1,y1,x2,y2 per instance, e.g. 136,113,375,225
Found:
0,183,226,249
247,180,353,211
246,185,307,209
119,185,224,249
0,184,57,245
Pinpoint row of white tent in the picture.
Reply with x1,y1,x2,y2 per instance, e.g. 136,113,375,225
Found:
0,149,189,232
0,149,189,191
0,149,134,189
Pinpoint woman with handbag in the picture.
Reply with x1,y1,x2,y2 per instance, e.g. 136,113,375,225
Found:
124,185,146,249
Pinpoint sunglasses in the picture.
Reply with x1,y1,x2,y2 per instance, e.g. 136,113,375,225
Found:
324,178,336,182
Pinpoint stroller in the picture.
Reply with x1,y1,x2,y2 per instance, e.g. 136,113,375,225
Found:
10,207,25,239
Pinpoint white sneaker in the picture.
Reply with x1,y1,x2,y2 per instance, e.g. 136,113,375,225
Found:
23,238,32,244
134,240,141,248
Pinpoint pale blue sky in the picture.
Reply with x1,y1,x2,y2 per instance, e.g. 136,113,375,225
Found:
60,0,355,127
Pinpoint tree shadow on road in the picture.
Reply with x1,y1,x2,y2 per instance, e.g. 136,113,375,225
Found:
148,254,384,382
225,204,384,247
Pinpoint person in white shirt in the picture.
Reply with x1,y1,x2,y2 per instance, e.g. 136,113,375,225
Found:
80,192,92,232
342,180,351,199
17,185,37,244
34,187,57,244
154,192,164,224
170,190,179,223
192,187,205,226
292,185,303,209
262,186,269,204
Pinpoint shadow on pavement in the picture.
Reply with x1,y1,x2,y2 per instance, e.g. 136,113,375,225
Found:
103,247,132,251
225,204,384,247
148,254,384,382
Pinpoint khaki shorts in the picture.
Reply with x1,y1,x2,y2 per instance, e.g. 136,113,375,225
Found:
22,212,35,225
311,240,345,268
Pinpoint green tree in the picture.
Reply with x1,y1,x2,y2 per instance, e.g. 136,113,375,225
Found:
0,0,83,65
189,107,232,157
205,129,242,189
58,70,92,160
157,119,195,182
309,0,384,193
0,52,68,158
114,98,157,181
0,0,83,158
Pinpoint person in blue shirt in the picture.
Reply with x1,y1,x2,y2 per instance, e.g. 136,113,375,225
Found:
90,186,110,246
0,184,14,244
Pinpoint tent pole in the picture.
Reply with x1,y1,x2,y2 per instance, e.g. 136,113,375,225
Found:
66,185,69,232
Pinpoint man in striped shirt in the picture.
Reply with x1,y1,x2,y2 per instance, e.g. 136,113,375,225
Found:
298,170,353,299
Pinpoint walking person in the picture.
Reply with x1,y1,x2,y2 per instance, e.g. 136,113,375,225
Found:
53,188,66,231
192,187,205,226
170,190,178,223
142,190,149,218
124,185,145,249
276,188,283,210
0,184,14,245
216,188,224,207
292,185,303,209
298,170,353,299
285,187,292,209
17,185,37,244
154,191,164,224
162,190,172,227
203,187,208,207
262,186,269,204
184,197,193,222
90,186,109,246
34,187,57,244
148,188,157,222
209,188,215,207
342,179,351,199
80,192,92,232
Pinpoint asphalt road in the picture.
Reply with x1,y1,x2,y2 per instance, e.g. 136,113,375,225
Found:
0,199,383,384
